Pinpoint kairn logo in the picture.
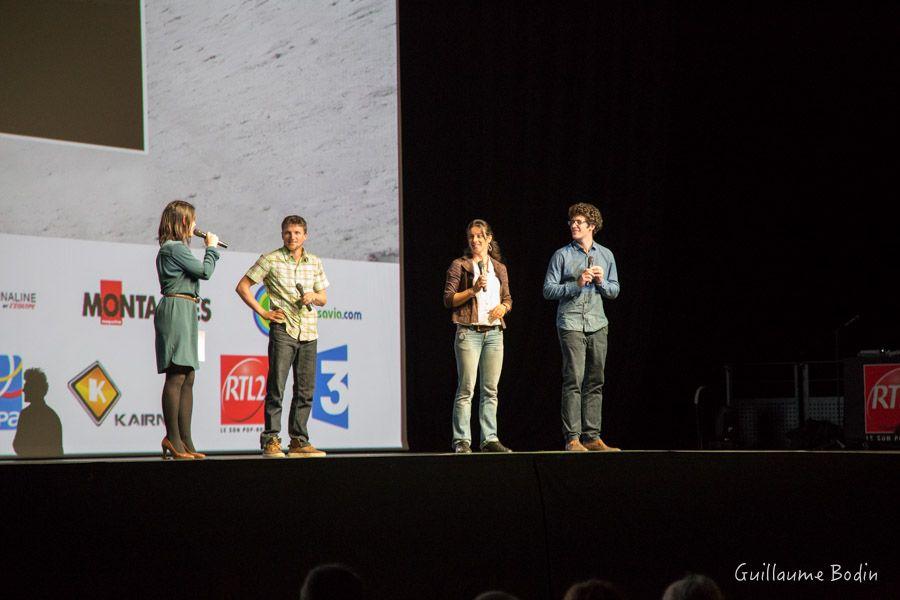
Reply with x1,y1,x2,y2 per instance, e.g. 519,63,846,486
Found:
68,361,121,426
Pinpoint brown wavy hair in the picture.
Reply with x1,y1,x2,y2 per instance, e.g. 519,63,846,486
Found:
157,200,196,245
568,202,603,231
464,219,503,262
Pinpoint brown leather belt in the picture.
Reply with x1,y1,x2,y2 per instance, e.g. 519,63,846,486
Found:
164,293,200,304
460,324,500,333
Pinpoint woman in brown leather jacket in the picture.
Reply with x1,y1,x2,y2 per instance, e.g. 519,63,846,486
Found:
442,219,513,453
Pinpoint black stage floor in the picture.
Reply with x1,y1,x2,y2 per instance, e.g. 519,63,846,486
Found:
2,451,898,600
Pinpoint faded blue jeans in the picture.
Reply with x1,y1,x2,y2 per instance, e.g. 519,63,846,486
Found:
452,326,504,447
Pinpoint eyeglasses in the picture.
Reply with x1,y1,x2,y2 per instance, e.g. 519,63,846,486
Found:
568,219,589,227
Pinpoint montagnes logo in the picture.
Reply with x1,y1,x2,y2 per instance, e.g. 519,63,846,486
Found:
0,354,24,430
252,285,361,336
220,346,350,429
83,280,211,325
1,291,37,310
864,364,900,434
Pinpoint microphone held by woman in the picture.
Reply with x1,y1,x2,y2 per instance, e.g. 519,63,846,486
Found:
193,228,228,248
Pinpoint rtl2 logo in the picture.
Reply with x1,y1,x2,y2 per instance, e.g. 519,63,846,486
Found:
83,280,211,325
220,346,349,429
864,364,900,434
220,356,267,425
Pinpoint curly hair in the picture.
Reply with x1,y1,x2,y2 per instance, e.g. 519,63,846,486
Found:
568,202,603,231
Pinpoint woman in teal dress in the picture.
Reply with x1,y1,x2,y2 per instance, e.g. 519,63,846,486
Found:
155,200,220,459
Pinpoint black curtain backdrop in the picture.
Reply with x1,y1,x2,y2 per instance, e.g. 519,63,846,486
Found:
399,1,897,452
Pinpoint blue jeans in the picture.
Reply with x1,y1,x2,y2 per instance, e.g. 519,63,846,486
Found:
261,322,317,448
452,326,504,447
558,327,608,442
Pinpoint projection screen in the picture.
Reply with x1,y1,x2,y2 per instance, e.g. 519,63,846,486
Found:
0,0,404,456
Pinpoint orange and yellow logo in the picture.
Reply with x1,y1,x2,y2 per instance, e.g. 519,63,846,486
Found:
68,361,121,426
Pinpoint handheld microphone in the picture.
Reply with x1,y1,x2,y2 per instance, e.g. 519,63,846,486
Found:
587,256,594,268
295,283,313,311
478,258,488,291
840,314,860,329
193,228,228,248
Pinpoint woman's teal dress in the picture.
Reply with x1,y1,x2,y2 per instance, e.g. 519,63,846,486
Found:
154,241,220,373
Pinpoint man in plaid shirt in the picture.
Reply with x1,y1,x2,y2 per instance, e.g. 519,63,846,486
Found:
236,215,330,457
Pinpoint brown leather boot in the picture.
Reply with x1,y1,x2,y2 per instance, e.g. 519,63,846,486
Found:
582,437,621,452
565,439,588,452
287,439,326,457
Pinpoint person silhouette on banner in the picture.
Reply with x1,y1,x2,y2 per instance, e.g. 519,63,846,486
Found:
13,368,63,458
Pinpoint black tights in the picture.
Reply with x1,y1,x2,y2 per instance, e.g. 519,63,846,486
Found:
161,365,196,453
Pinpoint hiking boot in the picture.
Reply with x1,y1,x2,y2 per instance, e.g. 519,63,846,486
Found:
263,437,285,458
565,439,588,452
582,437,621,452
287,439,326,457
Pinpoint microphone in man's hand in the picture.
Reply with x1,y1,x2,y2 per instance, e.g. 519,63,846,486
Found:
295,283,313,311
193,228,228,248
588,256,594,268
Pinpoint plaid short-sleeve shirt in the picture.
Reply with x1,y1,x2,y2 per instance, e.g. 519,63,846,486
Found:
245,246,329,341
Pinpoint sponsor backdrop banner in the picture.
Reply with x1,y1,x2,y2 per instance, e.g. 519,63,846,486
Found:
0,233,402,455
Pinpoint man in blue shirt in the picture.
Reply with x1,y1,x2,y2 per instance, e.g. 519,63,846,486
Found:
543,202,621,451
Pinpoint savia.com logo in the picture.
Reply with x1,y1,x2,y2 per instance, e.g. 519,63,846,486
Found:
864,363,900,435
220,355,268,425
83,279,211,325
0,355,24,430
252,285,363,336
314,345,349,429
253,286,273,335
68,361,121,426
219,346,350,429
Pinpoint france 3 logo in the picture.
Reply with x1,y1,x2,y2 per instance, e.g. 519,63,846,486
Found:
0,354,24,430
220,345,350,429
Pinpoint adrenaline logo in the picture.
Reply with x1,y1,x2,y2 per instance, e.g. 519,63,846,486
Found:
1,291,37,310
0,355,24,430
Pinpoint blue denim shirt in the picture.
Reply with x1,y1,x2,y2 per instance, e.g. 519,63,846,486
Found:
543,240,620,332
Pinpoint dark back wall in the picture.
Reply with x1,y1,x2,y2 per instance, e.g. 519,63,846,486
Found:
399,1,898,451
